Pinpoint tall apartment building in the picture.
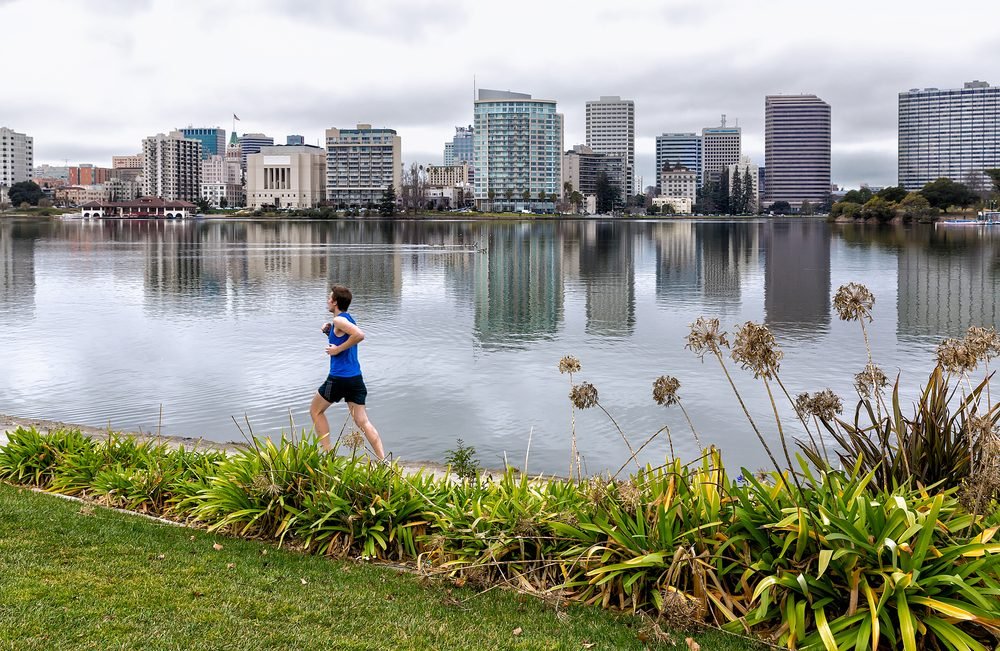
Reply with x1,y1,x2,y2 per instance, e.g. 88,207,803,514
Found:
238,133,274,170
141,130,203,201
701,122,741,186
474,89,562,211
444,126,475,185
585,96,635,194
325,124,401,207
763,94,831,209
562,145,626,200
247,145,326,209
0,127,34,189
181,127,226,159
898,81,1000,191
655,133,703,189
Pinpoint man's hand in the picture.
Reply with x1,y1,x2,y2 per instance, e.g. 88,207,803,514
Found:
321,322,331,335
325,344,340,356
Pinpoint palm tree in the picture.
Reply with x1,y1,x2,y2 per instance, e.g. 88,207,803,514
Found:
504,188,514,211
487,188,496,212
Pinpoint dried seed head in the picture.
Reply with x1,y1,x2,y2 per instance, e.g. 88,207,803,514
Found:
959,431,1000,514
340,429,366,451
249,473,283,497
685,317,729,359
794,393,812,419
965,326,1000,362
968,414,998,444
558,355,582,375
730,321,783,380
652,375,681,406
936,337,979,375
569,382,599,409
854,363,888,397
808,389,844,422
833,283,875,322
615,480,642,512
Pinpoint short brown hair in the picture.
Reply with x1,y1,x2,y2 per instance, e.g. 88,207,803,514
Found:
330,285,352,311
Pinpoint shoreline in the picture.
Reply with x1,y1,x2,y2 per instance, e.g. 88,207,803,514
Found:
0,412,454,477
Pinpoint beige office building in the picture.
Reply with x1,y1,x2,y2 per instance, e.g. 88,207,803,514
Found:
325,124,401,207
112,154,143,169
427,163,469,187
658,165,697,203
247,145,326,209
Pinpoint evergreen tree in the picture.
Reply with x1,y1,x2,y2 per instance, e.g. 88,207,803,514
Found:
743,169,755,213
716,172,730,214
378,185,397,217
595,171,620,213
730,168,743,214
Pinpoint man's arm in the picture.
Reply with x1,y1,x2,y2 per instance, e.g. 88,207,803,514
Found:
326,316,366,356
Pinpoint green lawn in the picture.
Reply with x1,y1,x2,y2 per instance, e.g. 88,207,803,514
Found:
0,483,761,650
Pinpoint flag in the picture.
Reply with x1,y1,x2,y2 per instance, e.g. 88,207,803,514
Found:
233,113,240,121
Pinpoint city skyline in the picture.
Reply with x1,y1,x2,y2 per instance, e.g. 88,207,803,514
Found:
2,0,998,189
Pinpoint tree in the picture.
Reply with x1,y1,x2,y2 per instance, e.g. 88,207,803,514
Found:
695,181,718,214
861,196,894,222
742,168,756,213
920,177,975,211
401,163,428,214
730,168,743,214
503,188,514,209
646,204,660,215
38,198,53,208
843,187,874,205
985,169,1000,194
594,171,620,214
219,196,228,209
831,201,862,219
487,189,496,212
569,191,583,213
876,185,907,203
521,189,531,207
716,171,730,214
563,181,573,198
8,181,43,207
195,198,212,213
897,192,936,223
770,201,791,214
800,200,815,216
379,184,397,217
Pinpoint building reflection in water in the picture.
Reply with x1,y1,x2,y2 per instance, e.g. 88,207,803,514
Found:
580,221,635,337
764,220,831,335
473,222,563,348
897,228,999,340
0,221,39,315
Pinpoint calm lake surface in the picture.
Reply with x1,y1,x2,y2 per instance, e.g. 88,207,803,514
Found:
1,218,997,474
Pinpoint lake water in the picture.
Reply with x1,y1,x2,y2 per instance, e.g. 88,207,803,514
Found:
1,218,997,475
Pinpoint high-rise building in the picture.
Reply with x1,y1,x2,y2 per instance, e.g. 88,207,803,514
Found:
474,89,562,211
444,126,475,185
655,133,703,189
0,127,34,189
658,165,698,204
247,145,326,209
443,142,455,166
585,96,635,194
286,135,305,146
142,130,202,201
238,133,274,170
701,122,741,186
562,145,625,201
325,124,401,207
181,127,226,159
898,81,1000,191
763,94,831,209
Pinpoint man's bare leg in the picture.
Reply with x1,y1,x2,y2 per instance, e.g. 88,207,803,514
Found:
348,403,385,460
310,392,334,451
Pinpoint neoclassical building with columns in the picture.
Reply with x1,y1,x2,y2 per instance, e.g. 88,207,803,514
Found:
246,145,326,209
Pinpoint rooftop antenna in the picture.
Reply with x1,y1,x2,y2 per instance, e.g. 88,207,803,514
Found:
721,114,727,128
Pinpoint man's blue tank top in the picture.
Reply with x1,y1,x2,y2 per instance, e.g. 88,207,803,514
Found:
328,313,362,377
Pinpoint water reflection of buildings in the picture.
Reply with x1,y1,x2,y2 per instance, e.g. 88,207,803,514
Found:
0,221,37,312
764,220,831,334
897,230,1000,339
653,222,759,311
580,222,635,336
474,223,563,347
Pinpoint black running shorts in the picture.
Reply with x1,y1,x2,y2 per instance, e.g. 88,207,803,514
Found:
317,374,367,405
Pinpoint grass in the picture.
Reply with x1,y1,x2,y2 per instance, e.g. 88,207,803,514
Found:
0,483,760,651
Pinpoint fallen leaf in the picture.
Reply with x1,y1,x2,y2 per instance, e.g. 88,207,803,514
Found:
685,637,701,651
454,577,467,588
156,554,165,560
190,535,196,541
513,627,523,636
582,644,596,649
300,578,308,585
212,543,223,551
261,550,267,556
226,563,235,570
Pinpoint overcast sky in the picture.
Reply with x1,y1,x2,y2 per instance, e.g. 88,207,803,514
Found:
3,0,998,189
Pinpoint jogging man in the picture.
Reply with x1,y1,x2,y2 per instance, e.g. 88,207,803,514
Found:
309,285,386,460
